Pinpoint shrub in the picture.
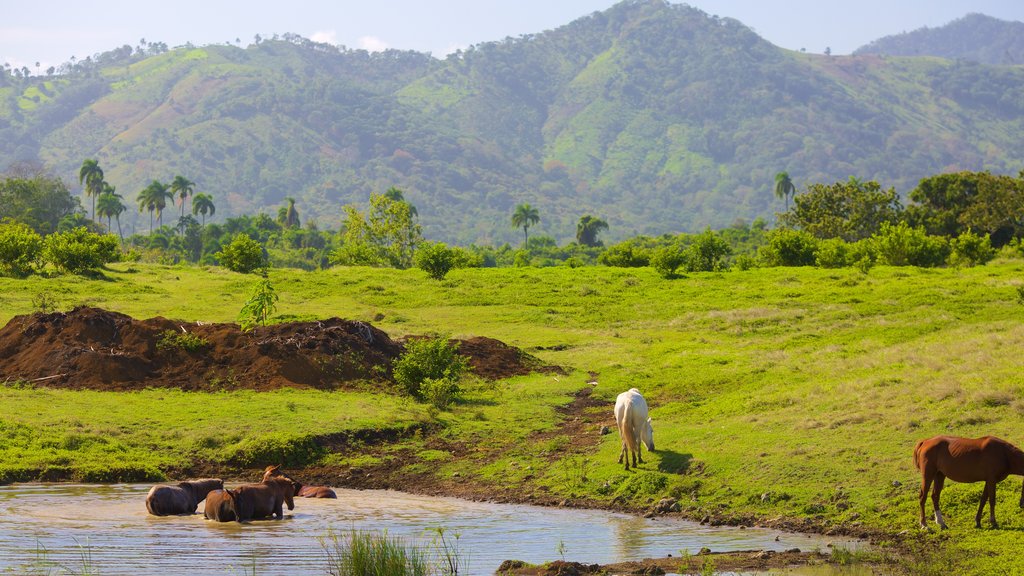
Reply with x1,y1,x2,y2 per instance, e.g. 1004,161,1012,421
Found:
224,433,325,467
949,229,995,267
599,240,651,267
414,241,479,280
873,221,949,267
0,221,43,277
759,228,818,266
651,245,687,278
733,254,757,271
683,230,732,272
814,238,850,268
42,227,120,274
419,377,461,410
217,233,266,273
156,330,210,353
393,336,469,399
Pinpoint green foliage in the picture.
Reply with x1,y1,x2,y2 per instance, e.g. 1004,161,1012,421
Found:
780,178,903,241
333,194,422,269
224,433,325,467
0,221,43,277
599,238,652,267
814,237,850,268
651,244,687,278
614,471,668,500
872,221,949,267
415,241,479,280
0,171,80,235
575,215,609,247
216,233,266,273
949,229,995,267
906,171,1024,247
511,203,540,246
759,228,818,267
419,377,461,410
155,330,210,353
393,336,469,399
238,277,279,330
683,229,732,272
42,227,120,274
320,529,430,576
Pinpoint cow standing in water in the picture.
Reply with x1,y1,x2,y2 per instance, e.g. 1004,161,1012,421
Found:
615,388,655,471
145,478,223,516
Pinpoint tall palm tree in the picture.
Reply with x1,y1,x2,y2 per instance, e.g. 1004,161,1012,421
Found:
96,185,126,242
511,203,540,247
384,186,418,217
774,171,796,211
138,180,172,234
170,175,195,221
191,193,215,227
576,215,609,247
78,159,104,221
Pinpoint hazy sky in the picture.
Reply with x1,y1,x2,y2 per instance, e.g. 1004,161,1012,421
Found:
3,1,1023,72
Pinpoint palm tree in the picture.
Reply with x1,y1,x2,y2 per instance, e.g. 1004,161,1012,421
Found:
78,159,104,221
279,197,301,228
138,180,172,234
96,185,126,242
191,193,215,227
511,203,540,247
384,186,418,217
576,215,609,247
170,175,195,221
774,171,796,211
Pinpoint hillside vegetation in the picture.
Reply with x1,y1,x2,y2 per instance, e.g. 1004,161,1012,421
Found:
3,260,1024,573
855,13,1024,65
2,0,1023,244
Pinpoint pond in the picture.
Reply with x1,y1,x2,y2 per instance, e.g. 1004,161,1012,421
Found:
0,484,866,575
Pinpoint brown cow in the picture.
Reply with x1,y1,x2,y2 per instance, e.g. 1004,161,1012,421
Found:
145,478,223,516
915,435,1024,529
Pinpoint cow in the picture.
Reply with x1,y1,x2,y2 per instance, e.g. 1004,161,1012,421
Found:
615,388,654,471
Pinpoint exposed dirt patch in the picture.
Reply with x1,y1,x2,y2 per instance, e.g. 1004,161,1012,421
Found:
0,306,555,391
498,549,852,575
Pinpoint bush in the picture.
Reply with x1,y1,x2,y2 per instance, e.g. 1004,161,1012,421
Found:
599,240,651,267
415,241,479,280
651,245,687,278
42,226,120,274
873,221,949,267
224,433,325,467
393,336,469,399
759,228,818,267
0,221,43,277
949,229,995,267
419,377,461,410
156,330,210,353
683,229,732,272
217,233,266,273
814,238,850,268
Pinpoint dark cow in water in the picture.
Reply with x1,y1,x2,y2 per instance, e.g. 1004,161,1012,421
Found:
145,478,223,516
262,464,337,498
205,466,300,522
915,435,1024,529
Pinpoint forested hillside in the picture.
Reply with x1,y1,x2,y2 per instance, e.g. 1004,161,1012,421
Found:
855,13,1024,65
1,0,1023,244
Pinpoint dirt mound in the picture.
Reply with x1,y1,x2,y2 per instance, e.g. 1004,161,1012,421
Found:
0,307,552,391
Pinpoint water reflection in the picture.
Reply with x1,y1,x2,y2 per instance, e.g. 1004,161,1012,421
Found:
0,484,865,575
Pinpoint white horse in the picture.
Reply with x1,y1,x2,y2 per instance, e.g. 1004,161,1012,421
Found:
615,388,654,470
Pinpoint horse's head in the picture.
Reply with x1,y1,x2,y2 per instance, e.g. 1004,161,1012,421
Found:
642,417,655,452
261,464,283,482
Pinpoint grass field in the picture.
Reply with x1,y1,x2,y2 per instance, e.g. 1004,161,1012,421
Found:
3,259,1024,573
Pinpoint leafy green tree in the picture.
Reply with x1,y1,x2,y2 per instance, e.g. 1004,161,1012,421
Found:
238,277,278,330
170,175,196,221
78,159,104,222
683,229,732,272
511,203,540,247
780,177,903,241
759,228,819,266
277,197,301,229
42,227,120,274
392,335,469,400
774,171,796,210
949,229,995,267
0,168,80,234
651,244,687,278
905,171,1024,247
415,241,475,280
333,193,422,268
191,193,215,226
599,238,652,267
217,233,267,273
576,215,609,247
872,221,949,267
383,186,417,217
0,221,43,277
95,186,126,241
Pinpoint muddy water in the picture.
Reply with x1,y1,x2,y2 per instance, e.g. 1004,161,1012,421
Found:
0,484,864,575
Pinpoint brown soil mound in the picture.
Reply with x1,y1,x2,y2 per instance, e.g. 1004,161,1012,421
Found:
0,306,554,391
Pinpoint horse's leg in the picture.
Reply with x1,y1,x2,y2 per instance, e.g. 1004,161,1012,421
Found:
988,480,999,529
931,473,948,529
974,482,991,528
920,470,934,529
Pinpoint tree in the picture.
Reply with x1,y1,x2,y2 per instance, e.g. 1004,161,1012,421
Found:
238,277,278,330
576,215,609,247
0,166,80,234
511,203,539,247
78,159,104,222
170,175,195,221
217,233,267,273
95,187,126,242
277,197,301,228
191,193,215,226
774,171,796,211
779,177,903,241
137,180,173,234
906,171,1024,247
42,227,120,274
0,221,43,277
383,186,417,217
333,193,422,268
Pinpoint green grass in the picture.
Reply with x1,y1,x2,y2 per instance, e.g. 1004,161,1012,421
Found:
3,260,1024,573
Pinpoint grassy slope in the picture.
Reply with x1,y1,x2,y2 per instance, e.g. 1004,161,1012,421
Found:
2,261,1024,572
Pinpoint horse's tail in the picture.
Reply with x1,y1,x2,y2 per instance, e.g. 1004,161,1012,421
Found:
913,439,925,471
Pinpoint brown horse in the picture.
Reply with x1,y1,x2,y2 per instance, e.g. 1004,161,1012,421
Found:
261,465,337,498
915,435,1024,529
145,478,223,516
203,489,237,522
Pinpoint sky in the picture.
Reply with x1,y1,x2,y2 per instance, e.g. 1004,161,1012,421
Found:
3,0,1024,73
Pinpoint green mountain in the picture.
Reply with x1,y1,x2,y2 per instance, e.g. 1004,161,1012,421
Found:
2,0,1023,244
854,13,1024,65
